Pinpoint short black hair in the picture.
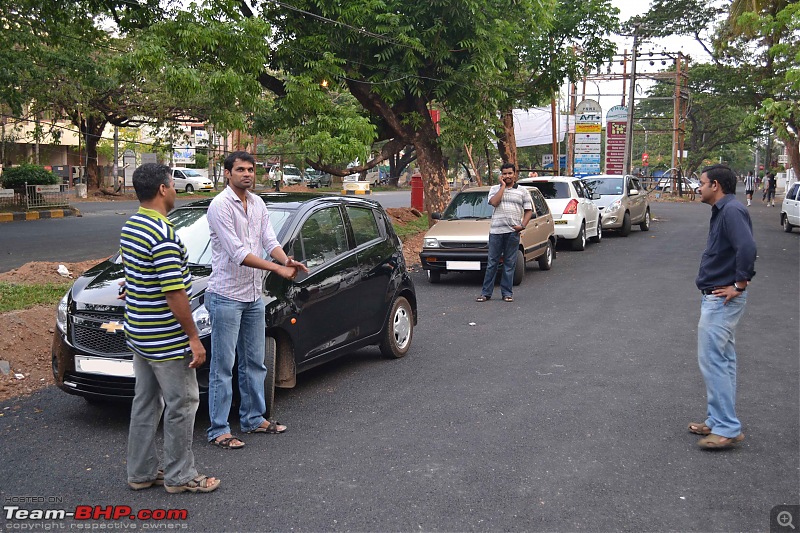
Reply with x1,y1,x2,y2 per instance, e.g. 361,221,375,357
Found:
500,162,516,172
132,163,171,202
224,151,255,172
702,164,737,194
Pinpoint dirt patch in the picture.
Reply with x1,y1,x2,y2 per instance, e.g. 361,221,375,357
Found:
0,258,111,404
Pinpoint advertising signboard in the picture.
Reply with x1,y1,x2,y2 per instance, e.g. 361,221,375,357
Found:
605,106,627,174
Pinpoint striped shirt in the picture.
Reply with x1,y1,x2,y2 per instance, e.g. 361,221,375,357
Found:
487,184,533,234
120,207,192,361
744,174,755,192
206,186,282,302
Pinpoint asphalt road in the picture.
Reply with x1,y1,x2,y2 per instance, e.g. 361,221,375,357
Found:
1,195,798,532
0,191,412,272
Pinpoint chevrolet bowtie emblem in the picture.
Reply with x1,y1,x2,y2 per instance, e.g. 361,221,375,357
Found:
100,321,124,334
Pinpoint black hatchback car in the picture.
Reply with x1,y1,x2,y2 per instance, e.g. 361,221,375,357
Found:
52,193,417,415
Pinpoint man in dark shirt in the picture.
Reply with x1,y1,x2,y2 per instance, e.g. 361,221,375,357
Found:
689,164,757,449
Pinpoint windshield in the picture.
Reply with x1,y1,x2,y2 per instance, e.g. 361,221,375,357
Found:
583,177,623,196
182,170,203,177
520,182,568,199
167,206,295,265
441,191,493,220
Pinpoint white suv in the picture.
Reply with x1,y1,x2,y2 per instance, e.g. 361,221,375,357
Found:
518,176,602,250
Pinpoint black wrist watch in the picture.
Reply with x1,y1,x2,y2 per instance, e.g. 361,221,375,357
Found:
734,283,746,292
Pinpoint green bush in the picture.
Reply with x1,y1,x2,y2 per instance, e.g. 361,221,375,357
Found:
1,164,60,192
193,153,208,169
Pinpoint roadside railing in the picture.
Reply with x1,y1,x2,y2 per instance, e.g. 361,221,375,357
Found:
24,183,72,209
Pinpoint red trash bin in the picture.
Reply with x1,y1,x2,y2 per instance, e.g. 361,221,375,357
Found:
410,172,424,211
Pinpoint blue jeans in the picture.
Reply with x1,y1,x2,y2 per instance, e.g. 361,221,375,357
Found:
205,292,267,441
128,353,199,486
697,292,748,438
481,231,520,298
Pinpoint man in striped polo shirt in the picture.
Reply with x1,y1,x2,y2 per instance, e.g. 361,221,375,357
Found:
476,163,533,303
744,171,755,206
205,151,306,450
121,163,219,494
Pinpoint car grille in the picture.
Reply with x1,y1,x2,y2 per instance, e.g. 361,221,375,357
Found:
438,241,487,249
70,312,131,357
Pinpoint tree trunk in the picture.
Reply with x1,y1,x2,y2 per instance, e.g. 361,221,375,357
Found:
785,136,800,181
497,109,517,167
78,115,107,190
413,127,450,218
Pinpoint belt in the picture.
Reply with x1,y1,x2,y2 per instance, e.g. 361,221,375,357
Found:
701,288,723,295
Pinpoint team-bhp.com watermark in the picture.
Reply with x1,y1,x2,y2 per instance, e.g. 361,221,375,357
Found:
4,496,188,530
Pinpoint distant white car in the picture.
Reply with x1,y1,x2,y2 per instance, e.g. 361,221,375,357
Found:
781,181,800,232
172,168,213,193
282,165,303,185
518,176,602,250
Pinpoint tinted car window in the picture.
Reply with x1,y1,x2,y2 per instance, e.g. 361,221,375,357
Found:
523,181,569,199
584,177,623,195
441,191,493,219
790,183,800,200
294,207,348,269
347,206,381,246
529,188,549,217
572,181,585,198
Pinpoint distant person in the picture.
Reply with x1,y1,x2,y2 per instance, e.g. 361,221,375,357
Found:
475,163,533,303
121,163,219,493
205,151,307,450
764,172,777,206
689,164,756,449
272,166,282,192
743,171,755,206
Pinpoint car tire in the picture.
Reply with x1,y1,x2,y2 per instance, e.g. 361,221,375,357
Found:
513,250,525,286
590,218,602,243
379,296,413,359
264,335,277,419
185,184,194,193
620,212,632,237
537,240,553,270
571,222,586,251
427,269,441,283
639,208,651,231
783,214,794,233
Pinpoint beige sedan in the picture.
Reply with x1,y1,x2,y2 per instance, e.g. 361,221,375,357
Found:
419,186,556,284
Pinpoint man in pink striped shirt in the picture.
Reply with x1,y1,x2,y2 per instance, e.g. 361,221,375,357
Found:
205,151,307,450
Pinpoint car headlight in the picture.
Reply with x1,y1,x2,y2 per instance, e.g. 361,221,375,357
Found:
192,302,212,337
605,199,622,214
56,291,69,333
424,237,440,248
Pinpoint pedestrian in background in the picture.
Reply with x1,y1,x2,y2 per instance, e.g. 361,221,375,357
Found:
205,151,307,450
121,163,219,493
743,171,755,206
475,163,533,303
689,164,756,449
764,172,777,206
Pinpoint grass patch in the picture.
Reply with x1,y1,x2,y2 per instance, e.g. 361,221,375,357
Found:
393,214,429,240
0,281,72,313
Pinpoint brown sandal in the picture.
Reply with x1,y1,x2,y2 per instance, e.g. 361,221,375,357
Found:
688,421,711,435
165,474,220,494
128,470,164,490
475,295,490,302
697,433,744,450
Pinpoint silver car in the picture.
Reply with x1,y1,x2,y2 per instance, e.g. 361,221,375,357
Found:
582,174,651,236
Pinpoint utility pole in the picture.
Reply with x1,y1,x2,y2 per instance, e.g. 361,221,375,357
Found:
113,125,119,191
623,26,639,175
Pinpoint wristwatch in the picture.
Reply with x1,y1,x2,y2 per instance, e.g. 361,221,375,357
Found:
733,283,746,292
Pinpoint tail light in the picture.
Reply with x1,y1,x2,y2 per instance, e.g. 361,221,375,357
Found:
563,199,579,214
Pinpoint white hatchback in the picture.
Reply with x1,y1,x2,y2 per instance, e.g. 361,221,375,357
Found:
517,176,602,250
172,168,213,193
781,181,800,232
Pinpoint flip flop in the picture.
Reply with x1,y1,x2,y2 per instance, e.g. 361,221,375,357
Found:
475,295,490,302
247,420,287,434
165,474,220,494
688,421,712,435
697,433,745,450
128,470,165,490
503,296,514,302
211,436,245,449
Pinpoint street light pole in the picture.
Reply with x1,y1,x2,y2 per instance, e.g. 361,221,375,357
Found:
623,25,640,175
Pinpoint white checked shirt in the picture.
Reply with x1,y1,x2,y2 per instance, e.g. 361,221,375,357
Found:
206,187,282,302
487,184,533,234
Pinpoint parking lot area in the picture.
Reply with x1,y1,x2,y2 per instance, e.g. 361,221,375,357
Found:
0,197,797,531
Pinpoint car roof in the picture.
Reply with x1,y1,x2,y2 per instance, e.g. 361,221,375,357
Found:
178,192,381,211
518,176,576,184
582,174,632,179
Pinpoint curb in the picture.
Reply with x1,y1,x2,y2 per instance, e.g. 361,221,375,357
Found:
0,207,82,223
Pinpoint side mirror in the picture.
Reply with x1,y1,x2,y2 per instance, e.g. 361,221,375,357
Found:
431,212,443,220
592,193,601,200
628,189,639,196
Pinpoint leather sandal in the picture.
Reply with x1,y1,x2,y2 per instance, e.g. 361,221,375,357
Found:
697,433,745,450
688,421,712,435
211,436,245,449
165,474,220,494
247,420,287,434
128,470,164,490
475,295,490,302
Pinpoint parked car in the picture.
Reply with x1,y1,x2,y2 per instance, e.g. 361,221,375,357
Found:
655,176,700,194
282,165,304,185
52,193,417,414
582,174,651,236
305,169,332,188
517,176,602,250
171,168,213,193
419,186,556,284
781,181,800,232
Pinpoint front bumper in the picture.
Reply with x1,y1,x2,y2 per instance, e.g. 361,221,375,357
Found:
600,209,623,229
419,249,489,272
